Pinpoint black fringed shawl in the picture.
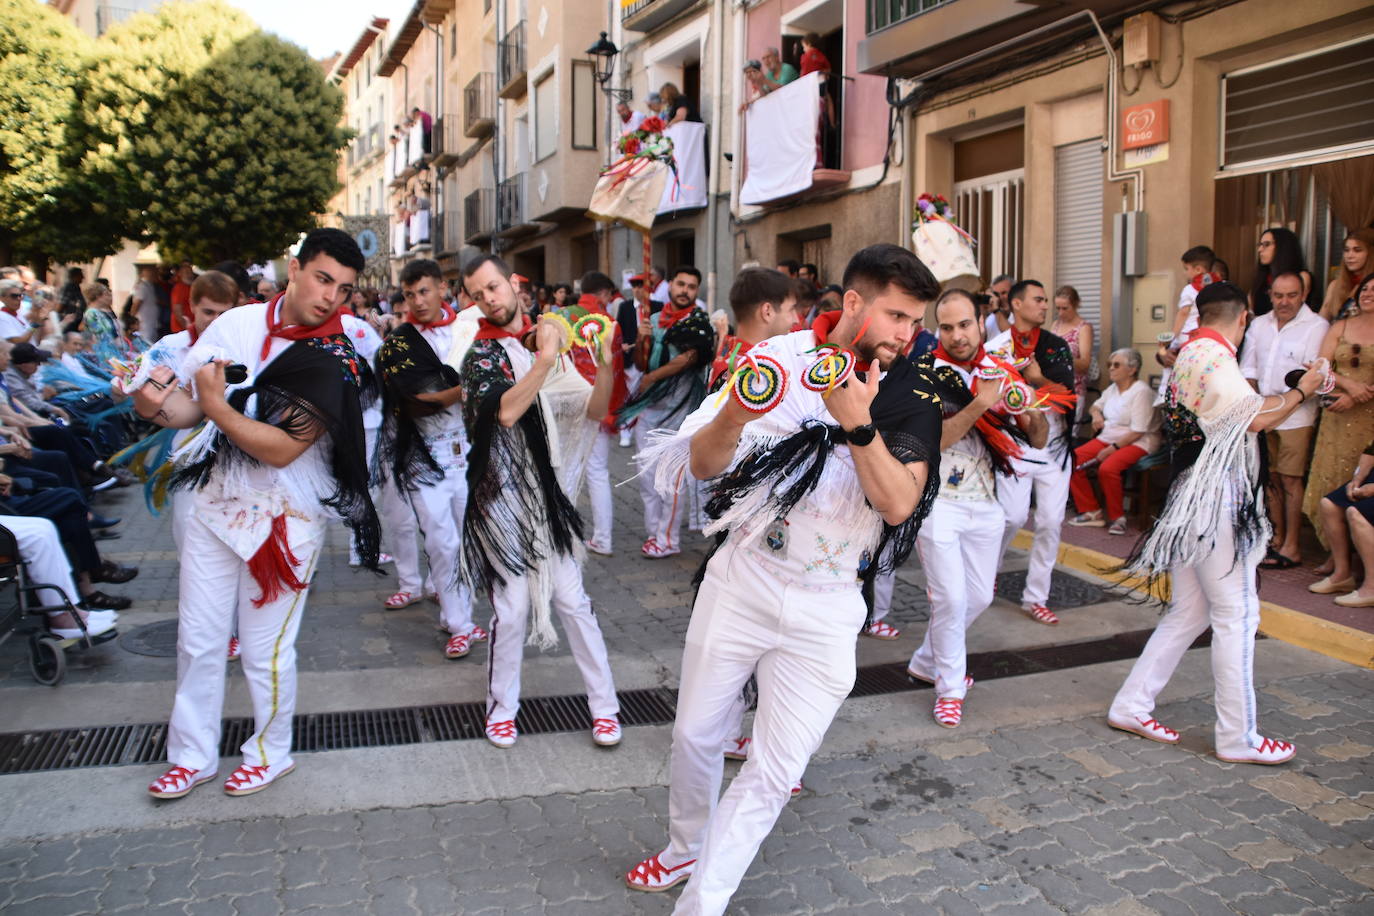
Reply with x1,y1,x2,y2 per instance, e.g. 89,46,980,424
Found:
618,308,715,425
459,337,584,593
171,334,382,574
376,323,460,491
1031,329,1078,467
704,357,943,585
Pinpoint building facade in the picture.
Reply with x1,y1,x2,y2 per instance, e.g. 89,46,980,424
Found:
861,0,1374,385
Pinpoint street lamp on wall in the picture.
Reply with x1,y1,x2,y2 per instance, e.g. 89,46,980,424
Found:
585,32,632,103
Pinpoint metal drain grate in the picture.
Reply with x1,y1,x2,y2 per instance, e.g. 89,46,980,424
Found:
0,631,1208,775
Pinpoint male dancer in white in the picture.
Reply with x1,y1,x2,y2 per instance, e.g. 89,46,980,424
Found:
909,289,1045,729
568,271,629,556
378,258,484,659
144,229,380,798
1109,282,1323,764
627,245,941,914
988,280,1077,626
460,254,621,750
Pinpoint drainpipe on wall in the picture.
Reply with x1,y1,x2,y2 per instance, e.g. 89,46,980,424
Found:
494,0,506,255
704,0,726,310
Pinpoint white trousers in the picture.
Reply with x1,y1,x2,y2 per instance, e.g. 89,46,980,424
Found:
635,404,687,550
908,499,1003,699
485,552,618,722
167,510,325,772
870,541,902,624
350,427,422,594
585,426,615,546
1109,523,1263,757
997,455,1071,608
669,544,865,916
3,516,81,608
408,471,474,635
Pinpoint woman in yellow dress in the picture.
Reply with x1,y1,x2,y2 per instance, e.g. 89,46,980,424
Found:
1305,275,1374,569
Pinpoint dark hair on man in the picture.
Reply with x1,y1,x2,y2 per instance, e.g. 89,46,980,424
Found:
776,259,801,275
190,270,239,306
579,271,616,296
841,243,939,304
399,258,443,287
68,267,84,282
728,267,795,323
1212,258,1230,281
1270,271,1305,290
793,277,819,306
671,265,702,285
1008,279,1044,303
1195,281,1248,324
210,260,254,298
803,31,821,46
933,286,978,322
461,253,512,279
297,228,365,274
1181,245,1215,268
991,273,1015,287
801,262,819,278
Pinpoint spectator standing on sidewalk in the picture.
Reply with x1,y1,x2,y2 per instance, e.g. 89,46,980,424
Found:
1251,227,1313,317
1241,272,1328,569
1304,274,1374,565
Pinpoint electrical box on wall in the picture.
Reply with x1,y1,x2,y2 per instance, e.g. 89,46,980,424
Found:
1123,12,1162,68
1132,272,1174,377
1114,211,1148,277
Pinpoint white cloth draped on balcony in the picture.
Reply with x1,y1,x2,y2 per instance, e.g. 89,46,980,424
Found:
408,209,430,245
658,122,708,216
391,221,407,255
407,121,426,166
740,72,821,207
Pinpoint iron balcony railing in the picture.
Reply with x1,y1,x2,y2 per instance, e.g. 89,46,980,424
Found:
465,188,495,241
498,21,527,98
464,72,497,138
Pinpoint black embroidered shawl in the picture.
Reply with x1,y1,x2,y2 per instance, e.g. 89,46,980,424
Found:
618,308,715,425
460,337,583,593
376,323,460,491
171,334,382,569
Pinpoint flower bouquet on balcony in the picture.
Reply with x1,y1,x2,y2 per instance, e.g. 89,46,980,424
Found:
911,192,980,289
587,116,678,234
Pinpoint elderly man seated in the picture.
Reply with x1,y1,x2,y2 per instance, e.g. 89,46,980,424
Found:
1069,348,1161,535
1,515,120,639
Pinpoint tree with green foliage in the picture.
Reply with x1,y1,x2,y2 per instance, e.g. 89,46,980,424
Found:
74,0,350,265
0,0,110,267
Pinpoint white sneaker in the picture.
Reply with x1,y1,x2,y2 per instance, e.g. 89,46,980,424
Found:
223,759,295,796
592,716,622,747
625,853,695,892
485,719,517,749
1217,737,1295,765
48,609,117,639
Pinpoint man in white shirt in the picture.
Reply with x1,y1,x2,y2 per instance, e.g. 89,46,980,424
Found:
0,279,46,344
1240,272,1328,568
616,101,645,135
132,265,161,341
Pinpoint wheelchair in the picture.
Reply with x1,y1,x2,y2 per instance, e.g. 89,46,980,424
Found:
0,523,118,685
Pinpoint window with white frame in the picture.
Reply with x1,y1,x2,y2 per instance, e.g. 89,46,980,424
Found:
533,70,556,162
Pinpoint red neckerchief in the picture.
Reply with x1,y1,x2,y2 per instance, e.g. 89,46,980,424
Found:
474,315,532,341
657,301,693,329
2,306,18,317
1180,326,1237,357
406,304,457,331
261,294,345,360
1190,271,1222,292
1011,326,1040,361
811,311,873,371
932,342,986,372
576,293,607,316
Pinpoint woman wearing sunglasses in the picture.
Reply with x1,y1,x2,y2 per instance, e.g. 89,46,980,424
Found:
1305,273,1374,578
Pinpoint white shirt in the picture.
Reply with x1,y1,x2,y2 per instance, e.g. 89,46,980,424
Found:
652,280,669,304
0,308,29,341
413,318,468,443
986,327,1067,461
1096,380,1161,454
60,352,96,380
1155,286,1201,405
619,110,645,135
134,280,160,337
931,359,995,503
1239,305,1328,430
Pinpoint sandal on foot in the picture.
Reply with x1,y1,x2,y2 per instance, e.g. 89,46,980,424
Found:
1107,713,1180,745
383,591,420,610
933,697,963,728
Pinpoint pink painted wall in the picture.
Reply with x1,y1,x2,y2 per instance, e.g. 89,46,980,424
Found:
744,0,890,172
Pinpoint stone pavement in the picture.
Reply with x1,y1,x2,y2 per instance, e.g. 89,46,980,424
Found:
1,666,1371,915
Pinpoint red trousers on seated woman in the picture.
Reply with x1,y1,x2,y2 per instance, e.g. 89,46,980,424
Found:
1070,439,1148,521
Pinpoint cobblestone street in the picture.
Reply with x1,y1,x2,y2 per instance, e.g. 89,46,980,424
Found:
1,452,1372,915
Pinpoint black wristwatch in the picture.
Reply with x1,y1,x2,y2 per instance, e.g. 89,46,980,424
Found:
846,424,877,447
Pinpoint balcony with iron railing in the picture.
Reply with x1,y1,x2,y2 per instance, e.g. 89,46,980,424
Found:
498,21,527,99
438,208,466,255
621,0,697,34
432,115,461,168
497,173,536,237
465,188,495,242
464,72,497,139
